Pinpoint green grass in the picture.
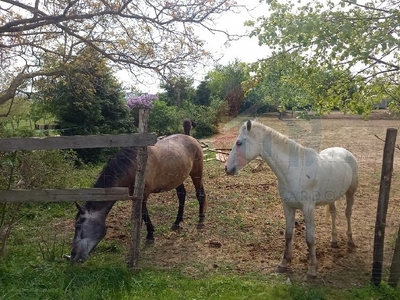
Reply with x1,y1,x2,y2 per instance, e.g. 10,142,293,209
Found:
1,256,400,300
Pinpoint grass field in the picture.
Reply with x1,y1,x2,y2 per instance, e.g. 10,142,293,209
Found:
2,110,400,299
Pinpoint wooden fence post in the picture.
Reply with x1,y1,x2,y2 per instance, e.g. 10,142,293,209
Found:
128,108,150,271
371,128,397,286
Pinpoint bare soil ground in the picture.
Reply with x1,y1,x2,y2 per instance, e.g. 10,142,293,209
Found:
103,110,400,287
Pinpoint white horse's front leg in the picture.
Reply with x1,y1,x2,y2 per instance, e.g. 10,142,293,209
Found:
277,203,295,273
303,204,317,279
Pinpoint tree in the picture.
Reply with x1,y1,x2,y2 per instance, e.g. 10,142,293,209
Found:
206,59,250,116
195,80,211,106
34,48,133,163
207,59,249,99
247,0,400,112
0,0,240,108
148,100,179,135
159,76,195,108
246,52,362,116
246,52,307,114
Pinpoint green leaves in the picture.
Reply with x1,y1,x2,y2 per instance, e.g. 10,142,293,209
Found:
247,0,400,114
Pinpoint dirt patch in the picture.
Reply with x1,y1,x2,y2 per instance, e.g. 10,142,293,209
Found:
103,110,400,287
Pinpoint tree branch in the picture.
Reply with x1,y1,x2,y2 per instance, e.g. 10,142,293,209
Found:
0,69,64,106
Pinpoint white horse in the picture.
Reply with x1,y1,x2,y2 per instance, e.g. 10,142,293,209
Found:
225,120,358,278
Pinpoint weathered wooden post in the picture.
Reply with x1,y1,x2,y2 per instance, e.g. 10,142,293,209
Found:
371,128,397,285
125,93,157,271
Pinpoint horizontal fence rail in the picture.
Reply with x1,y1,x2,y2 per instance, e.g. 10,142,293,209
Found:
0,188,132,203
0,132,156,204
0,133,157,151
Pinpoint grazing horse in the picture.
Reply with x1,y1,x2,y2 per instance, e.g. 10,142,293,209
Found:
183,118,197,135
70,134,207,263
225,120,358,278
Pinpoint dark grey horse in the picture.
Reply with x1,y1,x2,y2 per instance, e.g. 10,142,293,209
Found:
183,118,196,135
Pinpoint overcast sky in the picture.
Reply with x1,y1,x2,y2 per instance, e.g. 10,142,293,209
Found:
118,0,270,93
206,0,270,65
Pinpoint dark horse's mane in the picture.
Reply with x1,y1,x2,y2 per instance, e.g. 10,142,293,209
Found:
84,147,137,210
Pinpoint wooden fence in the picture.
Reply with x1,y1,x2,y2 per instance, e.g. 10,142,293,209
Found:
0,131,157,269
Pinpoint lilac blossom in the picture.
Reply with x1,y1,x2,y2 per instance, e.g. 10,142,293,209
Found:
126,93,157,109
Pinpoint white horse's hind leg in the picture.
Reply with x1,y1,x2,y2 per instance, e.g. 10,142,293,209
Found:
277,203,295,273
303,204,317,279
345,191,356,247
328,202,339,248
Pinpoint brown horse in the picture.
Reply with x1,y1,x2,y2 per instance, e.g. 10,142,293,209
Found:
183,118,197,135
70,134,206,262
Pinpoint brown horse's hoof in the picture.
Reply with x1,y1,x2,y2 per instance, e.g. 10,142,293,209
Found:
330,241,339,248
170,224,181,231
196,223,205,230
145,239,155,245
306,273,317,280
276,265,288,273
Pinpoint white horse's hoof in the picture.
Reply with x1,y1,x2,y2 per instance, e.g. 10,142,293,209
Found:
347,241,356,248
331,241,339,248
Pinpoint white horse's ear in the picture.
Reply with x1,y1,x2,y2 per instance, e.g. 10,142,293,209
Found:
246,120,252,131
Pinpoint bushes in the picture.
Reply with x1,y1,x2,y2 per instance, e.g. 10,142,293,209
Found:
0,127,80,257
146,99,224,138
148,100,180,135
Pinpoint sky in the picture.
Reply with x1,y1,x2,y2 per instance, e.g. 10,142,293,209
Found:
117,0,271,93
204,0,270,65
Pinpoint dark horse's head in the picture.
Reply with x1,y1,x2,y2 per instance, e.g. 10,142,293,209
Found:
70,202,107,262
70,148,135,262
183,118,196,135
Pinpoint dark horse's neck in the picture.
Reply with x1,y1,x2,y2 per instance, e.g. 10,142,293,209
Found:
84,148,137,215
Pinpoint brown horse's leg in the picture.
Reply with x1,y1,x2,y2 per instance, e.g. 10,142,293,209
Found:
196,185,206,229
189,150,206,229
171,183,186,231
142,197,155,243
191,175,206,229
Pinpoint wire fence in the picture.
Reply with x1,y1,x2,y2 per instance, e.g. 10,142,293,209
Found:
2,112,400,287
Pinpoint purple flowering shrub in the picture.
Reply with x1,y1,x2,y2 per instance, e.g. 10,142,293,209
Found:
126,93,157,109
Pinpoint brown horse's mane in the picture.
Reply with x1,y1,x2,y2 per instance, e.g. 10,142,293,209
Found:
84,147,137,211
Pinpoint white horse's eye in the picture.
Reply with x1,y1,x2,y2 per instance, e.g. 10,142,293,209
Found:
236,141,242,146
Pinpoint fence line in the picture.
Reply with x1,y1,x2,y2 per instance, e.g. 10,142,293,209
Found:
0,128,156,270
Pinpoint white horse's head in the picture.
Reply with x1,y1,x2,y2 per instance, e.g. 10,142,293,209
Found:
225,120,261,175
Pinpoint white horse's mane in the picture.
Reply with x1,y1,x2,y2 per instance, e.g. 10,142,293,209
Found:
246,120,318,156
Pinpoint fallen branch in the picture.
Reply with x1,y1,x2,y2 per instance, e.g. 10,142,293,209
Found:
205,148,231,155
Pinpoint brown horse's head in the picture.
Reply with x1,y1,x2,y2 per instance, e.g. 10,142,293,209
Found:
70,202,107,262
